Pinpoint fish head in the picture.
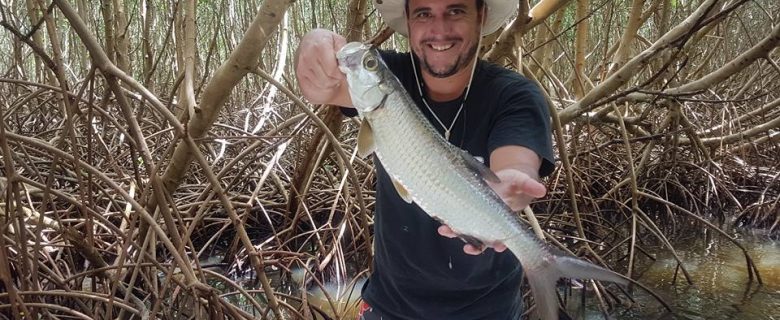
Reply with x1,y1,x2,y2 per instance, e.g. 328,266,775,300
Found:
337,42,392,113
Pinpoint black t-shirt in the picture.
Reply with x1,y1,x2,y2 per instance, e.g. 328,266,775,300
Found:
345,50,554,319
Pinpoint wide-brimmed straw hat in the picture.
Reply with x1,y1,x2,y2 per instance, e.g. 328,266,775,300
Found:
373,0,517,36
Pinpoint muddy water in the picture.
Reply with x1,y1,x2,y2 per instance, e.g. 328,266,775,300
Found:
219,232,778,319
577,233,779,320
304,233,779,320
304,277,365,319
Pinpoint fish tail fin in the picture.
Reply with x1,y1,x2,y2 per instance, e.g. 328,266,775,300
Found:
521,250,629,320
524,265,562,320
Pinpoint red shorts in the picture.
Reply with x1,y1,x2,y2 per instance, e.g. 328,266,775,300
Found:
356,301,380,319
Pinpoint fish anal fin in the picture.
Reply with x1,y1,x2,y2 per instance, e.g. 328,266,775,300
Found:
357,120,376,158
459,149,500,184
390,177,413,203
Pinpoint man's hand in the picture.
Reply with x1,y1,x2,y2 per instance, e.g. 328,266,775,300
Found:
486,168,547,211
437,225,508,255
294,29,351,106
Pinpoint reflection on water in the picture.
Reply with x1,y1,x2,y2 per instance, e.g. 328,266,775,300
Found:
290,267,365,320
212,233,778,319
582,233,779,320
305,277,365,319
294,235,779,319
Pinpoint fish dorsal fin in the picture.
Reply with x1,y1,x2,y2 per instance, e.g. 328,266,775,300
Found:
357,119,376,158
459,149,501,184
391,177,413,203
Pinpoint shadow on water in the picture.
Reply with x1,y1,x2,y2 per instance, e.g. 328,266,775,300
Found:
574,231,779,320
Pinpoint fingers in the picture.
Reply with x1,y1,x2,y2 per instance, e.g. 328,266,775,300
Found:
463,244,483,255
439,225,507,255
311,42,343,83
306,57,341,84
295,29,348,104
437,225,457,238
299,64,342,97
298,46,342,87
501,170,546,197
463,241,507,255
519,177,547,198
491,168,548,221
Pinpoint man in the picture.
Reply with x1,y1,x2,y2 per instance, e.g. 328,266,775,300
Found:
295,0,554,318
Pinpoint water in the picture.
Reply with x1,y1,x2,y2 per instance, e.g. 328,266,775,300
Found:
301,232,779,319
577,233,779,320
304,277,365,319
214,232,779,319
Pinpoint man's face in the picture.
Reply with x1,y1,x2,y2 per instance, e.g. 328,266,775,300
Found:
406,0,483,78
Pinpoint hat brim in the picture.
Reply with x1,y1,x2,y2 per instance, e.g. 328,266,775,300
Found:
373,0,517,37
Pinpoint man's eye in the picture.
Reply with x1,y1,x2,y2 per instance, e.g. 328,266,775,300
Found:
414,11,432,19
447,8,466,16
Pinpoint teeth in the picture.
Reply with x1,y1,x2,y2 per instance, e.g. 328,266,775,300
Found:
430,43,454,51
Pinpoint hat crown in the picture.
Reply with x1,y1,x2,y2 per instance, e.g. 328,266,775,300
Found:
373,0,517,37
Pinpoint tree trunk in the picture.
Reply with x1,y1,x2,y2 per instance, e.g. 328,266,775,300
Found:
112,0,131,73
141,0,155,87
559,0,721,123
484,0,571,62
573,0,590,99
25,0,51,83
609,0,646,74
175,0,198,121
159,0,294,195
286,0,367,228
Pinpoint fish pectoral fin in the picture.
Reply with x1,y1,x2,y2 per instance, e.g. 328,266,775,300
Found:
459,149,501,184
390,177,413,203
357,119,376,158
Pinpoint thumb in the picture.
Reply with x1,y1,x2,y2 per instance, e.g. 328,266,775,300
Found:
519,178,547,198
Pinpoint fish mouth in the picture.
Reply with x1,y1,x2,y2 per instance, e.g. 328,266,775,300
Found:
337,42,370,71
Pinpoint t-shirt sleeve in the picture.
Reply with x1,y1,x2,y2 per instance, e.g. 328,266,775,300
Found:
487,79,556,177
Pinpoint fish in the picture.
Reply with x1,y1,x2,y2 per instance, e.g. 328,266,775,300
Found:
336,42,628,320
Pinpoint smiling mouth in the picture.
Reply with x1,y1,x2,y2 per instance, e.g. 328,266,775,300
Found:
428,43,455,51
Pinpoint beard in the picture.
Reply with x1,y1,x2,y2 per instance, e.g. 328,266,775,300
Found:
419,40,479,78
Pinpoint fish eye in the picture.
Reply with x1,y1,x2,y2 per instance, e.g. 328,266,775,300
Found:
363,53,378,71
